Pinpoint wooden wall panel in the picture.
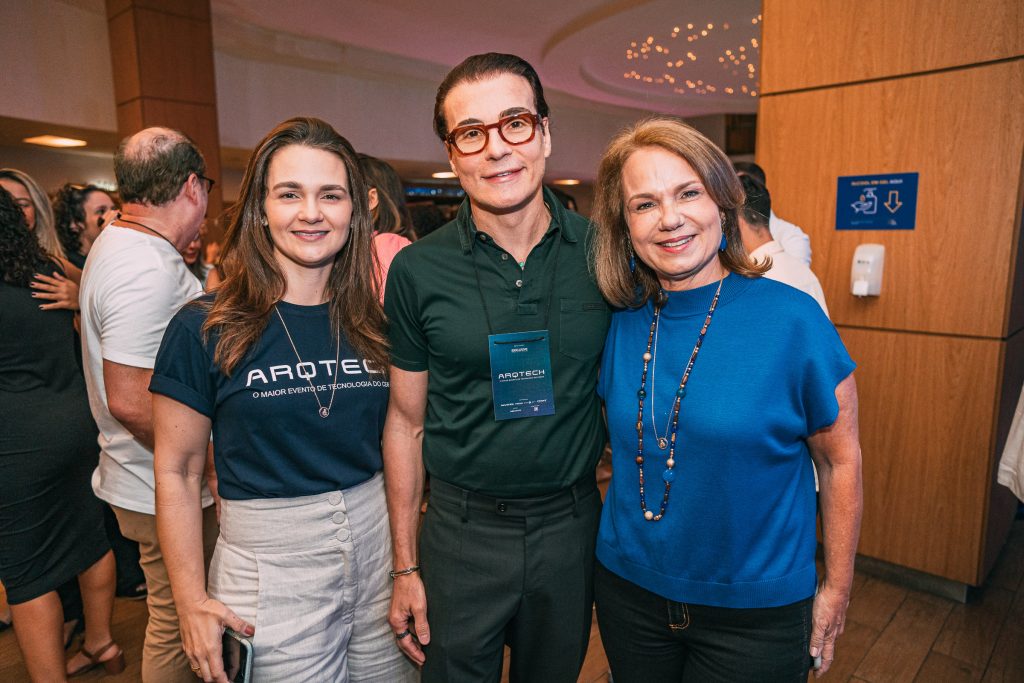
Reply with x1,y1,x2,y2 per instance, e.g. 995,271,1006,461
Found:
841,327,1002,583
132,7,216,104
761,0,1024,94
757,61,1024,338
106,0,221,215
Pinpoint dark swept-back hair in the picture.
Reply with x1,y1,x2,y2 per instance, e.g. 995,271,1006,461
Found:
357,154,416,241
433,52,550,141
115,127,206,206
0,187,51,287
52,183,109,256
738,174,772,229
733,160,767,186
202,117,388,376
592,116,768,309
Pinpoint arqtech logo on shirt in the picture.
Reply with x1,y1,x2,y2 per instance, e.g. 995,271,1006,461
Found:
246,359,381,387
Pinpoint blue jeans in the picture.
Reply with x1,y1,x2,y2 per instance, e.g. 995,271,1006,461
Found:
594,561,813,683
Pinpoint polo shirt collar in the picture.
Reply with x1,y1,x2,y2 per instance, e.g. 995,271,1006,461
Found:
456,186,580,254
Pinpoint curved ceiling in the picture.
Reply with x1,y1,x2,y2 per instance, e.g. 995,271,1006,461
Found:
213,0,762,116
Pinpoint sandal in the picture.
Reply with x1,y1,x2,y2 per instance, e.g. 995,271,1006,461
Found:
67,640,126,678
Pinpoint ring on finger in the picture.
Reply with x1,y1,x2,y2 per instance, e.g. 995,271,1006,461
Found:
395,630,411,640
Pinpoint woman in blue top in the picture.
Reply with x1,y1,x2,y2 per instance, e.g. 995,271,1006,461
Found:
150,118,416,682
590,117,862,682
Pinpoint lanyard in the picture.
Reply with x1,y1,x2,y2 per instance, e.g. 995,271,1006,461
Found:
470,230,563,336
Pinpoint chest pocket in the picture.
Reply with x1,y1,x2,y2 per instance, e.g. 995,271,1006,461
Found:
558,299,610,361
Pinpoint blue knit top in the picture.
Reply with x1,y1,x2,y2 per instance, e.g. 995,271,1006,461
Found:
597,274,855,608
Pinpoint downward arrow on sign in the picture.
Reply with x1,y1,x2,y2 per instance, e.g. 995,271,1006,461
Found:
884,191,902,213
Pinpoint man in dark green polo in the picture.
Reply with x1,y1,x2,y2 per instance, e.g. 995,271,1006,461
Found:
382,53,610,683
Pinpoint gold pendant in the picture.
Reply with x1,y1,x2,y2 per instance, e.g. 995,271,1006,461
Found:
658,437,668,450
319,407,330,418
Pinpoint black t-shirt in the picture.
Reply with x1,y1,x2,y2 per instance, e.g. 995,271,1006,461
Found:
150,297,388,499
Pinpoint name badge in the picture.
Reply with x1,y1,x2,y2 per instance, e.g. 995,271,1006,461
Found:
488,330,556,421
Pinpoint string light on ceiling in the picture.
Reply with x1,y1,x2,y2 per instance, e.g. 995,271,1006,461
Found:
623,12,762,98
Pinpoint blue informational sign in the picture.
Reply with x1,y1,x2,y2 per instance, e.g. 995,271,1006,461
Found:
835,172,918,230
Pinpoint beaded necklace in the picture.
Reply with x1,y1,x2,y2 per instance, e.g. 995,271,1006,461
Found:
635,276,724,521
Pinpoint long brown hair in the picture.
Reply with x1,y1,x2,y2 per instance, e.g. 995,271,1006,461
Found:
202,117,388,375
357,154,416,241
591,116,767,308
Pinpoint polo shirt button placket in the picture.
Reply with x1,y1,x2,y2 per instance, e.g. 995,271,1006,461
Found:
497,502,508,513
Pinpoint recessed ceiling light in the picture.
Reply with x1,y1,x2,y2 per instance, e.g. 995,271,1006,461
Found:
553,179,581,186
431,171,457,179
23,135,87,148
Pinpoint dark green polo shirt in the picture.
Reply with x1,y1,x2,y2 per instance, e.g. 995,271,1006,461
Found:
384,188,610,497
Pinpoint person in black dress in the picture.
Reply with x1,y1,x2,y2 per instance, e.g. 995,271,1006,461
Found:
0,187,124,680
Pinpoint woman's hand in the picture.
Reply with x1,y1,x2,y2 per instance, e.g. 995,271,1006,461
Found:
31,271,80,311
179,597,254,682
809,583,850,676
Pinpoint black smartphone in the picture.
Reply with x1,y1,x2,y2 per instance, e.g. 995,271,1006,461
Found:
222,628,253,683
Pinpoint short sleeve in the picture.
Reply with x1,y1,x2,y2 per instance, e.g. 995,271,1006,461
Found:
99,266,197,369
149,306,217,417
798,309,856,435
383,250,428,372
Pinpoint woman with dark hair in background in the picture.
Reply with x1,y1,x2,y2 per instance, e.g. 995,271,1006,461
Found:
152,118,416,681
0,187,124,680
357,154,414,300
52,183,117,270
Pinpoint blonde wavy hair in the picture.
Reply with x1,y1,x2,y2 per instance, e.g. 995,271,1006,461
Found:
0,169,66,260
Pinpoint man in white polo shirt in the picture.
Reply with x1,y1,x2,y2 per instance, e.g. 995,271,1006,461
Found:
79,126,218,683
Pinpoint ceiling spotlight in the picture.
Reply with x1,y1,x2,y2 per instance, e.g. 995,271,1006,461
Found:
553,179,580,186
23,135,87,148
431,171,457,179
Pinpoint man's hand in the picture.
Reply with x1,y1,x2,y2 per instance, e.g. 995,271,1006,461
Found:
388,573,430,666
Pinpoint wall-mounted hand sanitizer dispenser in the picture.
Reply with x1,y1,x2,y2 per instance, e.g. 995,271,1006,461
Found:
851,244,884,296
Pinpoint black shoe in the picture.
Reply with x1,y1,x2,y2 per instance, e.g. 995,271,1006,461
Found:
116,582,147,601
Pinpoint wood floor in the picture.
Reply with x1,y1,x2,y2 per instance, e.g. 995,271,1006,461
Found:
3,519,1022,682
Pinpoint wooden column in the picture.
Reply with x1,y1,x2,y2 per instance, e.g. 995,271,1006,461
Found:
758,0,1024,586
105,0,222,216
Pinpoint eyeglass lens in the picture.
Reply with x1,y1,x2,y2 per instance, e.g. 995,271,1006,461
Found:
451,114,536,154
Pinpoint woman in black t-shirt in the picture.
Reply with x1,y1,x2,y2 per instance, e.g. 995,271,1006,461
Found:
151,118,415,682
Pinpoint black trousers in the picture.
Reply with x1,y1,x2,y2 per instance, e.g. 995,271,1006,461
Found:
595,561,814,683
420,477,601,683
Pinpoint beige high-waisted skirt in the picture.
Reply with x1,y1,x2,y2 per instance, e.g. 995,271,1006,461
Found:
209,472,418,682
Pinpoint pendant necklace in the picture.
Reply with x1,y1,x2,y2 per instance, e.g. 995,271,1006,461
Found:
635,276,724,521
274,306,341,419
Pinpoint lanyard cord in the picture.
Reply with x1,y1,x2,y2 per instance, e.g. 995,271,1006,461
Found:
470,232,563,336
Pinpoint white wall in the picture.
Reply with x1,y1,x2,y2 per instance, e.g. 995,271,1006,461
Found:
0,1,116,130
2,0,726,185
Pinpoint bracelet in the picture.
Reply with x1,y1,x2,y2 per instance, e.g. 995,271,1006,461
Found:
389,565,420,579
